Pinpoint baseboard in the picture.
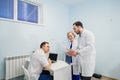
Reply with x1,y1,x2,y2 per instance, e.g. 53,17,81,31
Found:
102,76,117,80
0,79,5,80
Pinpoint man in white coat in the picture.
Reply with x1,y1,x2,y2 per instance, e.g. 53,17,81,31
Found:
28,42,53,80
68,21,96,80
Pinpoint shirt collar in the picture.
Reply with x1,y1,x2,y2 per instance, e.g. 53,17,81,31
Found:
79,29,85,37
40,49,45,54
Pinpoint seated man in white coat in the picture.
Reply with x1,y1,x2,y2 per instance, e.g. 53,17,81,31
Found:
28,41,53,80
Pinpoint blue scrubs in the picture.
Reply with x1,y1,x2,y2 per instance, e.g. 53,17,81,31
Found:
66,43,72,64
65,43,81,80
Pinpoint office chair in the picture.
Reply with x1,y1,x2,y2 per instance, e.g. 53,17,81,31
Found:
22,65,30,80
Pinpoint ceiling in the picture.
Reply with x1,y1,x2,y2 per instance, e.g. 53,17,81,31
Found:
55,0,83,5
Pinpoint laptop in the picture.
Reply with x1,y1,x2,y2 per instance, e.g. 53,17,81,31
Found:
49,53,58,63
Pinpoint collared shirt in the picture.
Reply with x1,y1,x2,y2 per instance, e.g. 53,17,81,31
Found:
28,49,49,80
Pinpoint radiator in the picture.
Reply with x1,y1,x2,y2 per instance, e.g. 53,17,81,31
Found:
5,55,30,80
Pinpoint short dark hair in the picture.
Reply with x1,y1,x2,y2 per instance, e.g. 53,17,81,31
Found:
73,21,83,28
40,41,49,48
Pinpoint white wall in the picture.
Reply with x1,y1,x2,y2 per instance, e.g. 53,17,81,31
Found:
0,0,70,79
70,0,120,79
1,0,120,79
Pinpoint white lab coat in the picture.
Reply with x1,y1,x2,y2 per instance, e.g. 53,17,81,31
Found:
28,49,49,80
71,38,80,75
77,29,96,76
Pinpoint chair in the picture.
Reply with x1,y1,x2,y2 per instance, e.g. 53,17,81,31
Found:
22,65,30,80
24,60,30,69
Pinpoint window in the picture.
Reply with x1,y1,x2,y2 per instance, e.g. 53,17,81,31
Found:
0,0,43,25
0,0,14,19
18,0,38,23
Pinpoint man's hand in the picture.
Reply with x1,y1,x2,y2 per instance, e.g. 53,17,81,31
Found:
68,50,77,56
44,58,51,70
48,58,51,64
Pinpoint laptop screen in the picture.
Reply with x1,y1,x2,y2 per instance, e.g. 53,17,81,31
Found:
49,53,58,62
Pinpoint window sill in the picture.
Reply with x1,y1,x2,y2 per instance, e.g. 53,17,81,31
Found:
0,18,45,27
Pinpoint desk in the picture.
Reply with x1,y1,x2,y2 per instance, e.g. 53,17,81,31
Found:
50,60,71,80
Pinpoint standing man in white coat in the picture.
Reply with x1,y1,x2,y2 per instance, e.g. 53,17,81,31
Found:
68,21,96,80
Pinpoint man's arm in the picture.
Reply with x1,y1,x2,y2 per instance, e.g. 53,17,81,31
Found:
68,49,78,56
44,58,52,70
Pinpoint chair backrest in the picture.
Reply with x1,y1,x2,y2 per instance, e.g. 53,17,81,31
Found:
24,60,30,69
22,65,30,80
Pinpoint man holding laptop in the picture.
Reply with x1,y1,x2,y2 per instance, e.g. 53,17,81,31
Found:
28,41,53,80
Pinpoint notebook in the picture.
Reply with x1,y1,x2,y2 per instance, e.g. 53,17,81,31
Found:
49,53,58,63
